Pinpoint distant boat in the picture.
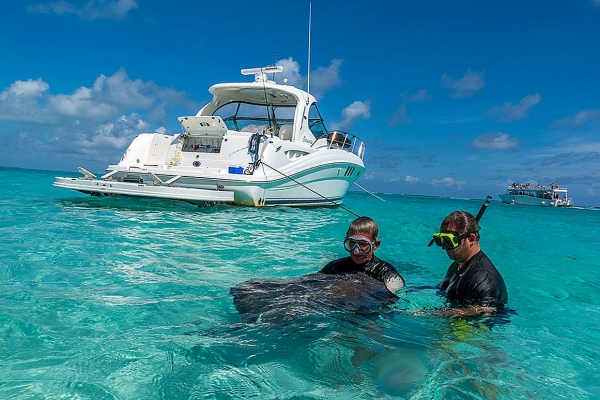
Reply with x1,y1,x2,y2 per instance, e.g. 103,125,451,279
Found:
53,66,366,207
499,183,574,207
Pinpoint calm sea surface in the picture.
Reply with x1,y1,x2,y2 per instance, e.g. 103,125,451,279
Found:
1,167,599,399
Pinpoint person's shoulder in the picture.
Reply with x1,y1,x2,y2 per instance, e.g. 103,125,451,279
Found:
371,256,403,278
372,255,395,268
473,251,502,273
320,257,350,274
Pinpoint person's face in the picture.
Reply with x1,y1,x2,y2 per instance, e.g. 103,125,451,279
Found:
344,233,380,264
442,225,475,264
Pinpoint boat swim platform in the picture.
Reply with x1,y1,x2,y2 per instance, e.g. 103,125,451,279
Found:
53,177,235,203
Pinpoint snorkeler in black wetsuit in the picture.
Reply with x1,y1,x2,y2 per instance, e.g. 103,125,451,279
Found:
437,250,507,307
431,211,508,310
319,217,405,294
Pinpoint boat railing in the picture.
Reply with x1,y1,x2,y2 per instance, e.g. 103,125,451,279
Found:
318,131,366,160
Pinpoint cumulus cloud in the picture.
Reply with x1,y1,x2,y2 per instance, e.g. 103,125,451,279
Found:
275,58,342,100
488,93,541,121
390,89,432,126
432,177,465,189
0,78,51,123
274,57,361,131
0,70,196,169
553,109,600,127
28,0,138,20
3,69,194,124
400,89,433,103
72,113,150,153
307,59,343,100
472,132,519,150
539,150,600,167
276,58,303,88
405,175,420,183
390,104,411,126
330,100,371,131
440,69,484,98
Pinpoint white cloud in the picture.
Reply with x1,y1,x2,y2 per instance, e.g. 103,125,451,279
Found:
488,93,541,121
48,86,118,120
73,112,149,152
0,78,51,123
276,58,303,88
275,58,343,100
390,89,431,126
472,132,519,150
0,70,194,168
390,104,411,126
0,69,193,124
308,59,343,100
330,100,371,131
400,89,433,103
28,0,138,20
405,175,420,183
440,69,485,98
6,78,49,96
554,109,600,126
432,177,465,189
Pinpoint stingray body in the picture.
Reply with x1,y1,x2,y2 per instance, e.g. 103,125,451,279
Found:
230,272,399,324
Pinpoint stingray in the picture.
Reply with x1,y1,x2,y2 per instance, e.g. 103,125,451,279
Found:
229,272,399,324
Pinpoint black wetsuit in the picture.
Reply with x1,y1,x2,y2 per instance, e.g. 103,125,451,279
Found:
437,251,508,307
319,255,405,293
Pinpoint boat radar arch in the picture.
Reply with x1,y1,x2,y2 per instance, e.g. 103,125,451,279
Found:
241,66,283,83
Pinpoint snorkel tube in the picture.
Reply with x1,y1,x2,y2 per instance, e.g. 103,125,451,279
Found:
475,195,493,222
428,195,493,247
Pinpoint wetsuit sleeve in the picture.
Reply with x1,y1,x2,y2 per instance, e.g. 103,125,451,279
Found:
463,269,508,306
383,270,405,293
364,257,405,293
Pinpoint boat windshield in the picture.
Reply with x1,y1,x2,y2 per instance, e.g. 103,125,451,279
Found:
308,104,327,137
214,101,295,133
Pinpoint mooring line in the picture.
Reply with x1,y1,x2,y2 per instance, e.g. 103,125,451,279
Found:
260,161,360,218
352,182,386,202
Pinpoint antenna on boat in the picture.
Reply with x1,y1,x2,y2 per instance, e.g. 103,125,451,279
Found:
307,2,312,94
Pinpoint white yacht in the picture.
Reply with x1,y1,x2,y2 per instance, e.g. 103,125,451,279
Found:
499,182,574,207
54,66,366,206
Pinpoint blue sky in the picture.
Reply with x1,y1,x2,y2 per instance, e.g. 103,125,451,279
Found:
1,1,600,206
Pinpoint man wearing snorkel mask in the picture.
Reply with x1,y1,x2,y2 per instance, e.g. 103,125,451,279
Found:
433,211,508,308
319,216,405,294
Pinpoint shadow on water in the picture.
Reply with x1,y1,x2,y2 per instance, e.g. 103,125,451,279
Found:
53,195,353,216
54,196,224,213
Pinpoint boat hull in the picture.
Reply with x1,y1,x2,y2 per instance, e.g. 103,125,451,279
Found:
499,194,572,207
54,158,364,207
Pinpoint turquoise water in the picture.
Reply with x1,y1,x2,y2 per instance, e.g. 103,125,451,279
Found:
1,167,599,399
